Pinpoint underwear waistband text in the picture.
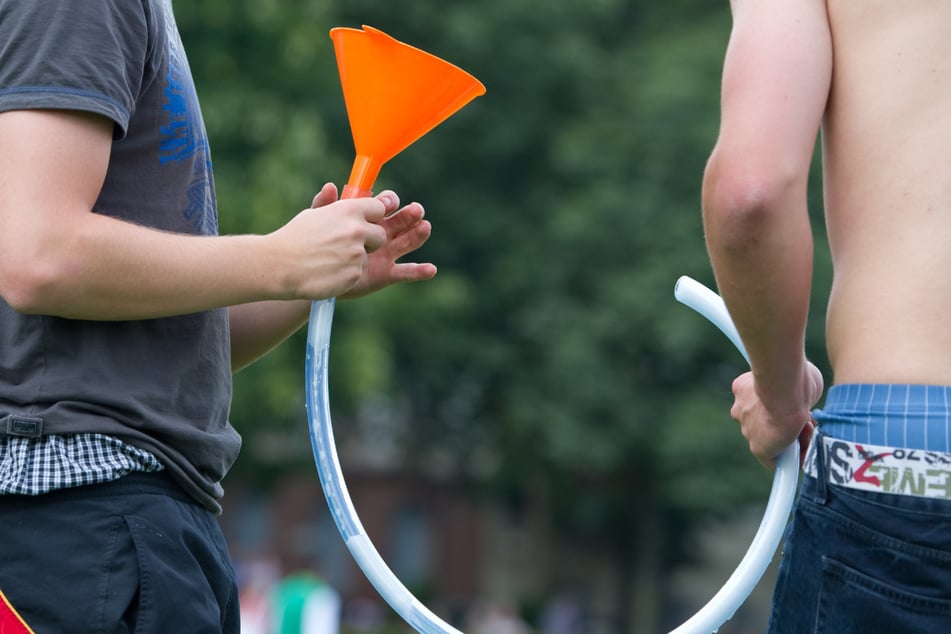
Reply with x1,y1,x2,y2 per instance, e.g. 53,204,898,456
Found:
804,434,951,500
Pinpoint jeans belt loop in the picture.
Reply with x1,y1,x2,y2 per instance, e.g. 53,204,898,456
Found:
811,429,829,504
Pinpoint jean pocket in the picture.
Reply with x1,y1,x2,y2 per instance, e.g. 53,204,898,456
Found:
123,510,238,634
817,557,951,634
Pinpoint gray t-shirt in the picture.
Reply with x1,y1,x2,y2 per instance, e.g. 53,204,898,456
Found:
0,0,241,511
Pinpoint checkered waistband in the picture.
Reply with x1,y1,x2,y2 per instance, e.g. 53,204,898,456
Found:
804,434,951,500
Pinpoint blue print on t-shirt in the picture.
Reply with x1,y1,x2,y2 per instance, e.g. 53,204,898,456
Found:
158,9,217,235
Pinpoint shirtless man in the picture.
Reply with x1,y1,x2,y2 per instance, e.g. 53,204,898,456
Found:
703,1,951,631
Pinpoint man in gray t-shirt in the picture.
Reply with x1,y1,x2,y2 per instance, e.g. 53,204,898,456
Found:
0,1,437,631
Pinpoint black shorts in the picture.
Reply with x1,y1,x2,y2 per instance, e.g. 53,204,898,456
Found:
0,472,239,633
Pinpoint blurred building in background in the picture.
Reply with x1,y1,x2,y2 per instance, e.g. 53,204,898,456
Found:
220,432,776,634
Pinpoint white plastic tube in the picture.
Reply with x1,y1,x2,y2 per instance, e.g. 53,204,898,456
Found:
305,297,464,634
305,279,798,634
670,276,799,634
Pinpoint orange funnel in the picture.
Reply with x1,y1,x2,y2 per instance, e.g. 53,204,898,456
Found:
330,25,486,198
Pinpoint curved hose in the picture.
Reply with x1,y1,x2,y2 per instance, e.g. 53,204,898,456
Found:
305,278,799,634
670,276,799,634
305,297,463,634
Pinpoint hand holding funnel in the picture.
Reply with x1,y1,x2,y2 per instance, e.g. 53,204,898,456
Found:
330,25,486,198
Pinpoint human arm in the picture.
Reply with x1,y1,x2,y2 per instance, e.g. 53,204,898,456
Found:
0,109,388,321
701,0,830,467
229,183,437,371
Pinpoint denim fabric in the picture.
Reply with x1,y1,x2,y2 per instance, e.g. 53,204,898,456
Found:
769,433,951,633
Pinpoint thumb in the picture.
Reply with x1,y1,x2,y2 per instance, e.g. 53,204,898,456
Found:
311,183,339,209
798,416,816,467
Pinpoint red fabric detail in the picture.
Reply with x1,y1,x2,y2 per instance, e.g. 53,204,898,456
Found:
0,590,33,634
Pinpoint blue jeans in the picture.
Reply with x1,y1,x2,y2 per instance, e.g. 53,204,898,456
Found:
769,432,951,633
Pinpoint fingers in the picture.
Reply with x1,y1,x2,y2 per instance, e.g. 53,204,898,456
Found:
364,224,388,253
387,262,438,284
375,192,428,239
364,198,430,258
313,192,387,252
311,182,339,208
385,217,432,258
730,369,812,468
312,187,419,241
807,361,825,403
382,201,425,233
798,417,816,466
356,197,387,225
299,187,434,296
375,190,400,215
278,187,429,301
374,192,430,235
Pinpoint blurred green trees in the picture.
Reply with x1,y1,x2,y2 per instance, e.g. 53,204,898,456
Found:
177,1,831,628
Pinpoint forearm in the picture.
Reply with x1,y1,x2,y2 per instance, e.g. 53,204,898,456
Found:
702,156,814,408
229,299,311,371
0,110,419,365
2,207,287,320
702,0,830,412
0,110,383,322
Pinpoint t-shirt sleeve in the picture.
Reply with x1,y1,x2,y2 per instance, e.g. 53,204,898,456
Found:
0,0,150,136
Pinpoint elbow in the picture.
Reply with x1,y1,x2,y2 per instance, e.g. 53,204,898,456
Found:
702,150,799,249
0,272,53,315
0,252,69,315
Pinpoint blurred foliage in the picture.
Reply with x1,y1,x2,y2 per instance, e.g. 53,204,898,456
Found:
177,0,832,598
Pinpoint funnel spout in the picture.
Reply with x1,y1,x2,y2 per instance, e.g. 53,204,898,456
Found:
343,155,382,199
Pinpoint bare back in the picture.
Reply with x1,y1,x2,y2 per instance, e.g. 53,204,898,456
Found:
823,0,951,384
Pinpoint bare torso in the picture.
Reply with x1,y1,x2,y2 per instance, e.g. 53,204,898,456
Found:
823,0,951,385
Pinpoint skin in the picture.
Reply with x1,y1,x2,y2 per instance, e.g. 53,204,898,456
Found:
0,109,437,372
702,0,951,467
